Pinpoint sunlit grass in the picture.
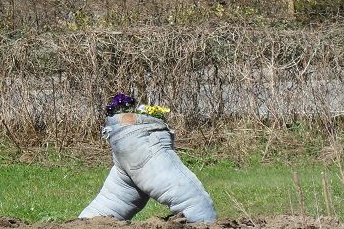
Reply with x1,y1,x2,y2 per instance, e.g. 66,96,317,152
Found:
0,156,343,223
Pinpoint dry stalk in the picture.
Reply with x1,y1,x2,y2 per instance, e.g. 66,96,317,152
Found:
224,190,256,227
292,171,306,226
339,159,344,185
321,171,333,217
312,177,322,229
327,134,344,185
287,187,294,216
261,120,277,161
1,119,23,153
286,0,295,19
51,77,59,150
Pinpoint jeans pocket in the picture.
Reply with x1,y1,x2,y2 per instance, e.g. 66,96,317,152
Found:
111,129,174,171
126,132,160,170
127,131,173,170
111,133,153,170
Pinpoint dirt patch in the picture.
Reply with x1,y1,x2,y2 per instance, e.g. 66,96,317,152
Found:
0,215,343,229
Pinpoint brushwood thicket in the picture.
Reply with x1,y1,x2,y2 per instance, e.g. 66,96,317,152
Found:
0,0,343,157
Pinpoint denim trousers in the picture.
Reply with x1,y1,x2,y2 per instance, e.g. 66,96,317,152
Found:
79,113,217,222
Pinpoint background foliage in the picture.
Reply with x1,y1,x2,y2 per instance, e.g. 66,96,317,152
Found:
0,0,343,165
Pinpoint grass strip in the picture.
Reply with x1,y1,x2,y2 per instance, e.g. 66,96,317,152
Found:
0,160,343,223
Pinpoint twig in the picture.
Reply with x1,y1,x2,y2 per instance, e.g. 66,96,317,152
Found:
51,77,59,151
198,128,210,146
262,121,277,161
1,119,23,153
11,0,15,31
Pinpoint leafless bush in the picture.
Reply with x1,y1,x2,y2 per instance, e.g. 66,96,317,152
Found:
0,23,343,156
0,0,343,32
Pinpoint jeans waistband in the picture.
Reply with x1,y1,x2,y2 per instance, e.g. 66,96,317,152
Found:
105,113,167,126
103,113,169,141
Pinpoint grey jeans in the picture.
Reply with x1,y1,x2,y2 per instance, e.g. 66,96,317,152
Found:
79,113,217,222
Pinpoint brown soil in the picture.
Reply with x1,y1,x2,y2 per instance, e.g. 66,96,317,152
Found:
1,215,343,229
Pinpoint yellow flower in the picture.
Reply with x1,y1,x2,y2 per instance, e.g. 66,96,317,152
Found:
156,106,170,113
138,105,170,118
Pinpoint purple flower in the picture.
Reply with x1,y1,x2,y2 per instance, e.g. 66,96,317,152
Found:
105,93,136,116
112,93,135,106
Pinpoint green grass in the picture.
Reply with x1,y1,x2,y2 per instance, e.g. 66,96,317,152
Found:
0,157,343,223
0,164,109,222
198,161,343,220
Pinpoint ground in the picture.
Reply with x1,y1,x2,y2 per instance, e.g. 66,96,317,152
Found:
1,214,344,229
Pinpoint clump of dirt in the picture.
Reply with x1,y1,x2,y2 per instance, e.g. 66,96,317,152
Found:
262,215,344,229
0,217,22,228
0,214,343,229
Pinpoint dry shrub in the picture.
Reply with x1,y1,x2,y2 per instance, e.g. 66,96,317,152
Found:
0,0,343,32
0,23,343,162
